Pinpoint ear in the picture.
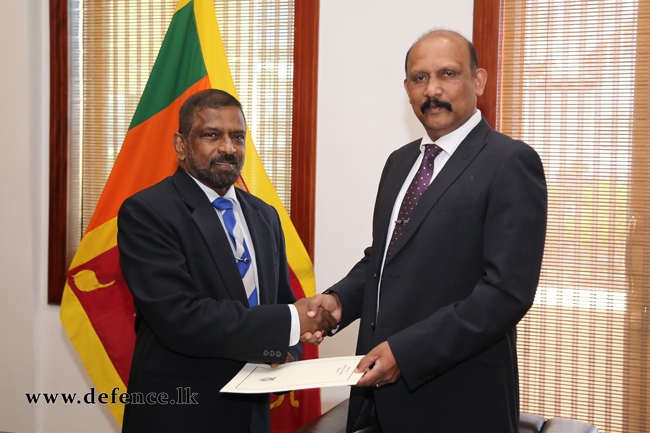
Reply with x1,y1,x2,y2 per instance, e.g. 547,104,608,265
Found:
404,78,412,103
474,68,488,97
173,133,187,162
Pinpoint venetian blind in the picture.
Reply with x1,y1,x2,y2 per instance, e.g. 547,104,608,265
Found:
67,0,295,265
499,1,650,432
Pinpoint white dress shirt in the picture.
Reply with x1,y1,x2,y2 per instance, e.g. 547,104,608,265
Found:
376,110,483,315
188,172,300,346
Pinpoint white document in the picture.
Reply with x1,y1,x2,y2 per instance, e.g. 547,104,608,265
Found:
221,355,365,394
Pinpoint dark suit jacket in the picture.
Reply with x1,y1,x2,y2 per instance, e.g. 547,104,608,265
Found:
330,118,547,433
118,167,302,433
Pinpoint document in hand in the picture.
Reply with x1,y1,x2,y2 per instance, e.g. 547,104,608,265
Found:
221,355,365,394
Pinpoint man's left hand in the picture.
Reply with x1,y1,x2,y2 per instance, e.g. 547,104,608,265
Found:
355,341,401,387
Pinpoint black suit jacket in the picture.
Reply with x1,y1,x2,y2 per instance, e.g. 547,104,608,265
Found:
330,118,547,432
118,167,302,433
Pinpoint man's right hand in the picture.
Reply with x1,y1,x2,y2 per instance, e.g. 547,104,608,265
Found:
307,293,342,323
293,298,338,340
299,293,343,344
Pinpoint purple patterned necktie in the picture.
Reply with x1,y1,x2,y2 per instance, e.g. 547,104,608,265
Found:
386,144,443,258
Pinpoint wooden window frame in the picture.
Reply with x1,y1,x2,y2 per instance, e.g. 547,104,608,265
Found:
47,0,319,303
473,0,501,130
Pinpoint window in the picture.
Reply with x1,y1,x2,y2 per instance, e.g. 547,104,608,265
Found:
475,1,650,431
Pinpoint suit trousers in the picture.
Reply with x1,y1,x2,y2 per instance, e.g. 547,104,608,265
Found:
351,390,383,433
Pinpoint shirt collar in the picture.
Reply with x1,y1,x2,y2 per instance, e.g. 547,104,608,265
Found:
420,109,482,155
184,169,240,207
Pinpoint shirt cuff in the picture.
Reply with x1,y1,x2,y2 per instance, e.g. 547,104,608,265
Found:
288,304,300,346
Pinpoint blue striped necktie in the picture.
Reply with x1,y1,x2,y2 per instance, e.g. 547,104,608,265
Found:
212,197,258,307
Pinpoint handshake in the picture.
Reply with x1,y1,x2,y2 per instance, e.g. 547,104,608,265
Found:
293,292,342,345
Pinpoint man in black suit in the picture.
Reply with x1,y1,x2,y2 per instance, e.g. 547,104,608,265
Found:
118,89,336,433
307,29,547,432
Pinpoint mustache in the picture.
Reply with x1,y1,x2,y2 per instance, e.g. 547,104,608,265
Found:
421,97,453,113
210,154,240,166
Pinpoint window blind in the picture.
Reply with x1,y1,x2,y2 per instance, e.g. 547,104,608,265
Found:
67,0,295,265
215,1,295,214
500,1,650,431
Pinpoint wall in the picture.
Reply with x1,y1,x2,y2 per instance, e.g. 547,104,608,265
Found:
315,0,474,412
0,0,120,431
0,0,473,431
0,0,37,430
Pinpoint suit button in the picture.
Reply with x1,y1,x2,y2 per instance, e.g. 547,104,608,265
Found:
263,350,269,356
269,350,276,357
277,352,282,358
370,322,375,329
374,273,377,279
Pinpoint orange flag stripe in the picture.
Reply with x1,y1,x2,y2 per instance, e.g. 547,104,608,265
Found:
87,77,212,233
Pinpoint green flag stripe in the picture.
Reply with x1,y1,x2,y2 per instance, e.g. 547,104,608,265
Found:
129,1,208,130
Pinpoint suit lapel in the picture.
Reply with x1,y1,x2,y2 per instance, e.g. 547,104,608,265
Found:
386,119,491,262
236,190,274,306
373,139,422,264
172,167,249,305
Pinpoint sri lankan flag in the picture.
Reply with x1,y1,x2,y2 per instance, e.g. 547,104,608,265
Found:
60,0,320,430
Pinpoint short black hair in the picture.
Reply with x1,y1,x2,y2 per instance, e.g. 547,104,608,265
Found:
404,30,479,77
178,89,245,138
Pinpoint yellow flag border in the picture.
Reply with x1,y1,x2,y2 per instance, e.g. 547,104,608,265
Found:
60,218,126,424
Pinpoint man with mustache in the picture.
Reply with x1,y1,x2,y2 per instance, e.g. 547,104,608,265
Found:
307,29,547,432
117,89,336,433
